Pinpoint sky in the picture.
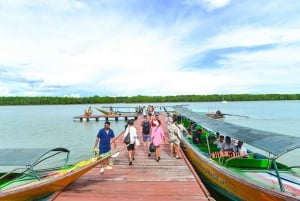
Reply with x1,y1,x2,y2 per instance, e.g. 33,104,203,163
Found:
1,0,300,97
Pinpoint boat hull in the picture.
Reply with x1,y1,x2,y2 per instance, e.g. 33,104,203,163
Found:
0,147,125,201
205,113,224,119
180,137,300,201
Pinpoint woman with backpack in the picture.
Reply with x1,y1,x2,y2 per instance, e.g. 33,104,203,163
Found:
141,116,151,156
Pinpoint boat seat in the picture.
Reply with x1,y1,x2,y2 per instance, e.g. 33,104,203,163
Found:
197,144,219,153
210,151,236,158
210,151,271,169
225,158,272,169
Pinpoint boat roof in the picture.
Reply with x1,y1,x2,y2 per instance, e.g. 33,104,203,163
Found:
173,106,300,157
0,148,69,166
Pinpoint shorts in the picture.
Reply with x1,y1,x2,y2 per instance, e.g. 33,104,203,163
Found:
143,134,151,142
127,144,135,151
170,137,180,145
100,146,111,154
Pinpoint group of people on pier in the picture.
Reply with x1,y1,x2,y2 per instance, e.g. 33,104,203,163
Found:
92,109,249,174
93,112,185,173
122,113,167,164
83,106,93,116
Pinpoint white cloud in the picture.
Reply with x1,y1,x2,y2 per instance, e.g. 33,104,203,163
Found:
183,0,231,11
0,1,300,96
207,27,300,49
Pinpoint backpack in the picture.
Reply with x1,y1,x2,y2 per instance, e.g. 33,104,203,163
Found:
142,121,150,134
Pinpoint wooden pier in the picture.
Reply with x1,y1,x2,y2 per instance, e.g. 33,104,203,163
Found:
51,113,213,201
73,114,138,122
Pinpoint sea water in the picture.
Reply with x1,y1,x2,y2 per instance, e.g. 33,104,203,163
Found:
0,101,299,167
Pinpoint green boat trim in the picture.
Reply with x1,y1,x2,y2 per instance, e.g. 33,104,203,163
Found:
173,106,300,200
173,106,300,158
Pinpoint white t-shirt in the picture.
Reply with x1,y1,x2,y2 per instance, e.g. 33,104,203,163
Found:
222,142,234,151
234,145,247,153
216,141,224,149
123,126,138,144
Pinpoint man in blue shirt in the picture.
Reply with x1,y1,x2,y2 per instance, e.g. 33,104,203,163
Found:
94,121,116,173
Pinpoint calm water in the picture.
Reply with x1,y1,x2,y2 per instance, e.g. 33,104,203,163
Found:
1,101,300,200
1,101,300,164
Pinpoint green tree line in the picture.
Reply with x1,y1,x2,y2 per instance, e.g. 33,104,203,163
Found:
0,94,299,105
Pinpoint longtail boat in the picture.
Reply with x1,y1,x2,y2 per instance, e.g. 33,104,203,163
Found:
95,107,111,115
0,146,125,201
206,110,224,119
173,106,300,201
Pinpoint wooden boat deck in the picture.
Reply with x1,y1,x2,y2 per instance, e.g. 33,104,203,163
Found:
51,113,212,201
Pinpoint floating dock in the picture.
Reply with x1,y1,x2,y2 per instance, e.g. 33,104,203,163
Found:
73,114,138,122
51,113,213,201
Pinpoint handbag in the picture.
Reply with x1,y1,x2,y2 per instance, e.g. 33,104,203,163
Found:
149,142,156,152
123,132,130,144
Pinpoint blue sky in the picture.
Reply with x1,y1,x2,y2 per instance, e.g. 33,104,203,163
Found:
1,0,300,97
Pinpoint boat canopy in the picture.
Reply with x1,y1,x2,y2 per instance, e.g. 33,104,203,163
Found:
173,106,300,157
0,148,69,166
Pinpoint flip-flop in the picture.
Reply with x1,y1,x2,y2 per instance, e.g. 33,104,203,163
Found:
111,152,119,158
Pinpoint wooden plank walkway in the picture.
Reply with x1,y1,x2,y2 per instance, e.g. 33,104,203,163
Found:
51,113,213,201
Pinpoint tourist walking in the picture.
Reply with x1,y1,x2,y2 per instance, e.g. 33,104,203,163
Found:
151,113,161,127
142,106,147,118
93,121,116,173
141,116,151,156
123,119,138,165
167,118,182,159
151,120,165,162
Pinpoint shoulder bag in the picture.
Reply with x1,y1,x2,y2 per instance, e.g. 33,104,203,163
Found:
123,129,130,144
